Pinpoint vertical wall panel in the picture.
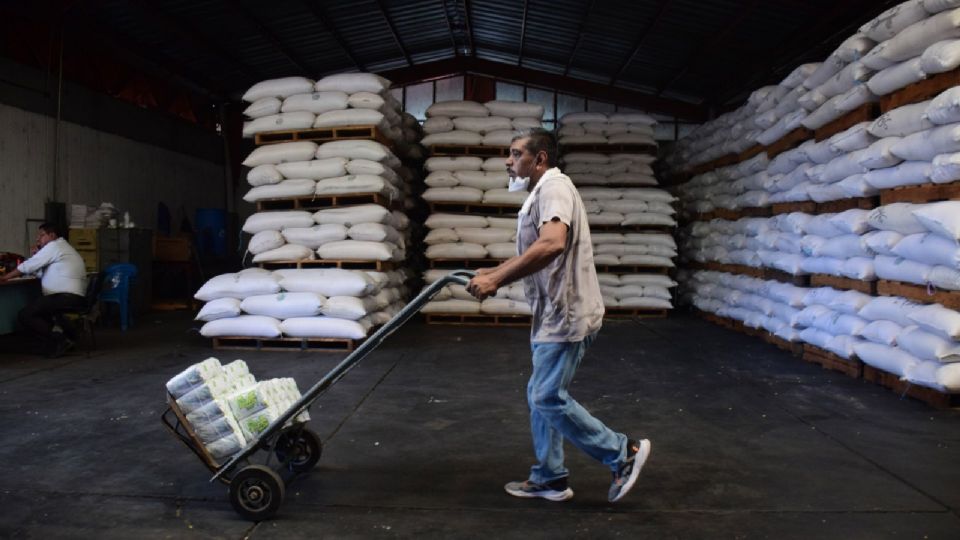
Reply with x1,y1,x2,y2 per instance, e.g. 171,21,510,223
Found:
0,103,224,253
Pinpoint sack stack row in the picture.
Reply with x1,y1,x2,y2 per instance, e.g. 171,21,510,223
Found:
195,268,410,340
667,1,960,176
166,358,309,463
418,100,544,320
241,74,404,143
682,270,960,393
557,112,659,148
420,100,544,147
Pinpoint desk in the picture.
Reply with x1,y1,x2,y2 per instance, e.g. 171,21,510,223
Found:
0,278,40,334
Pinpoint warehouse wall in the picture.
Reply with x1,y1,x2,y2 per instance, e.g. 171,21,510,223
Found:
0,102,225,253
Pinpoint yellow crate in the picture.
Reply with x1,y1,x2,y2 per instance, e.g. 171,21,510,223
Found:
69,228,98,250
77,249,98,273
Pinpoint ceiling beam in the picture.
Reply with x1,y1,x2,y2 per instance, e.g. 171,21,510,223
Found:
715,0,900,105
300,0,364,71
517,0,528,65
441,0,460,57
609,0,673,86
563,0,595,76
463,0,476,57
375,0,413,67
655,0,761,96
228,0,313,76
377,57,707,121
132,0,264,84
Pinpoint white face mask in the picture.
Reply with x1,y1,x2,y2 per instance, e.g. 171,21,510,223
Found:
508,176,530,192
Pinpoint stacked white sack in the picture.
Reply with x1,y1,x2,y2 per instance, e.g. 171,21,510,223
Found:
421,100,544,147
686,269,960,392
195,267,411,340
423,213,518,262
561,152,658,187
421,155,528,206
557,112,658,148
597,271,676,310
241,73,404,143
420,269,530,316
579,187,678,230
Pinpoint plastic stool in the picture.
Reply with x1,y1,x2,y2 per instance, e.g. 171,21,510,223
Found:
100,263,137,331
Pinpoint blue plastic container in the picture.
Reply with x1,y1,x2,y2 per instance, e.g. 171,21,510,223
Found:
195,208,227,258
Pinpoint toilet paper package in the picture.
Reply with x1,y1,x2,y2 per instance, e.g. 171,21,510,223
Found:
166,357,223,399
193,412,247,445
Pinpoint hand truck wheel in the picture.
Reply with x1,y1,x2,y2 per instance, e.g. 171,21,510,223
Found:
229,464,285,521
275,427,323,474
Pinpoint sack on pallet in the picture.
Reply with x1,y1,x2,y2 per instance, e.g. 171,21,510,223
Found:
346,159,398,182
424,171,459,188
347,223,403,245
860,320,902,346
799,327,835,349
874,254,932,283
898,325,960,362
929,264,960,289
243,141,318,167
243,77,316,102
280,91,349,114
869,100,934,138
920,38,960,73
276,158,349,180
195,273,281,301
281,224,347,249
422,299,481,314
252,244,314,263
313,109,386,130
891,232,960,266
876,7,960,65
248,231,285,255
866,58,927,96
858,295,927,327
483,188,528,205
316,140,397,166
423,116,454,134
313,204,392,226
243,112,316,137
247,164,284,187
856,341,922,377
274,268,376,296
281,316,368,340
320,296,377,320
455,171,508,190
425,242,487,259
452,116,512,134
480,298,531,315
244,97,282,118
911,200,960,240
422,186,484,202
454,227,514,245
513,117,542,130
426,100,489,118
243,178,317,202
243,211,315,234
315,175,398,199
485,242,516,259
425,213,488,229
482,100,543,118
317,240,398,261
840,257,877,280
240,292,325,319
421,131,484,146
483,130,517,146
906,302,960,339
195,298,242,322
426,157,485,174
867,203,928,234
314,73,390,94
199,315,282,339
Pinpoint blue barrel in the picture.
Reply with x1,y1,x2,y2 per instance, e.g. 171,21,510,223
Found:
195,208,227,258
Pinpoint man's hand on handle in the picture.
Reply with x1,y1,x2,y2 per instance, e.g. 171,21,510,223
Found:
467,273,498,300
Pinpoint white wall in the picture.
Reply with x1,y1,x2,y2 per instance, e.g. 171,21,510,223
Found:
0,103,225,253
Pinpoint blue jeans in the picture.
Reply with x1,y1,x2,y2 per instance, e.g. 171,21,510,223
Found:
527,332,628,484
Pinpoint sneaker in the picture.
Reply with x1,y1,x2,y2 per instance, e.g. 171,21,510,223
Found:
504,478,574,501
608,439,651,503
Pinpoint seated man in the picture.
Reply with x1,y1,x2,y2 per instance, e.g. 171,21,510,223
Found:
0,223,87,357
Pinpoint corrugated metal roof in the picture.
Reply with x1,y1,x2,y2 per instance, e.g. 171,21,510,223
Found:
7,0,906,114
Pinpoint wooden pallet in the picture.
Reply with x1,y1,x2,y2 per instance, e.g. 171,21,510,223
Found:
880,68,960,113
428,258,505,269
771,201,817,215
424,313,531,326
427,201,520,215
428,145,509,157
254,125,392,147
257,259,399,271
560,143,658,155
879,181,960,205
738,145,766,162
256,192,394,211
766,127,813,159
688,153,739,176
810,274,877,294
816,196,879,213
862,365,959,409
814,102,881,142
802,344,863,379
762,332,804,357
763,268,810,286
877,280,960,310
595,264,671,274
213,335,363,352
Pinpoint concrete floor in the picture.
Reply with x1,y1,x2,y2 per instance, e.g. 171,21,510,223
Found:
0,310,958,539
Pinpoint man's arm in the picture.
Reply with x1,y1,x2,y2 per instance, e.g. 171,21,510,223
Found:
0,269,23,282
466,219,567,300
